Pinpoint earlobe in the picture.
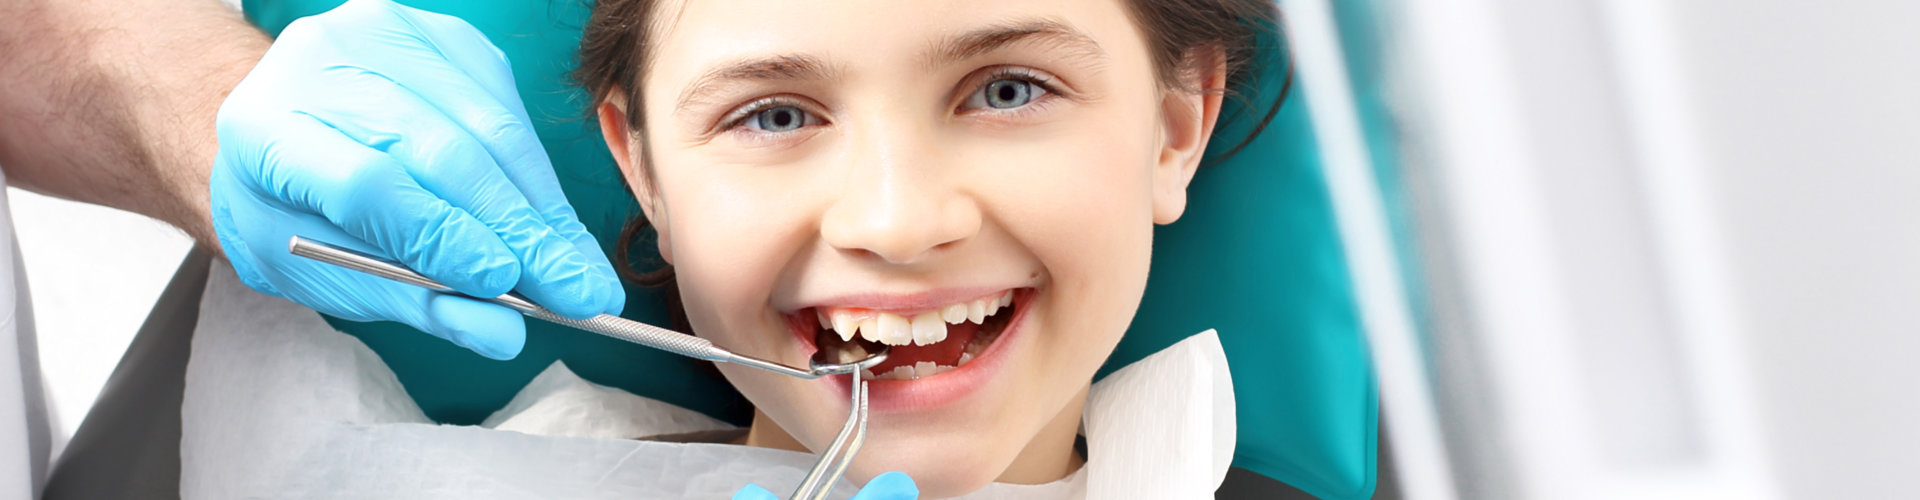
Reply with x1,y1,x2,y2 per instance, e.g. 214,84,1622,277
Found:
1152,46,1229,225
596,93,672,263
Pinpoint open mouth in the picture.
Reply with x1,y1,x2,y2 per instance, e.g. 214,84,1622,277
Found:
800,289,1027,381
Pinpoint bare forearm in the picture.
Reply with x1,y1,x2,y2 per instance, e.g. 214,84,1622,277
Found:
0,0,269,251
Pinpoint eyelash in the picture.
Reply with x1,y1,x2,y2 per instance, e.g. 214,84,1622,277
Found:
716,66,1068,135
962,67,1065,115
720,96,815,133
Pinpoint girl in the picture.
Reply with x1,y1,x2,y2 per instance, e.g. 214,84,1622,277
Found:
575,0,1278,496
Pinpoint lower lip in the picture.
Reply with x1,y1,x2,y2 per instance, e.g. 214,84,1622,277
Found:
815,289,1035,413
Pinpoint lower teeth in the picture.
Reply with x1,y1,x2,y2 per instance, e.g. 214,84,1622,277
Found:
832,344,872,364
857,324,1002,381
865,361,953,380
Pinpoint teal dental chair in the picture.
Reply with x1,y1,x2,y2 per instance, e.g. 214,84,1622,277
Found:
43,1,1387,498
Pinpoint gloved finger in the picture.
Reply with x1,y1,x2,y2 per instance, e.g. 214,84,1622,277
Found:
345,285,528,360
340,22,626,316
374,8,628,315
422,292,527,360
383,1,528,120
255,217,528,359
851,471,921,500
311,78,613,319
729,484,779,500
268,242,529,360
245,114,522,298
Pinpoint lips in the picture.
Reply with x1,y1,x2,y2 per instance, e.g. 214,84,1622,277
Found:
806,290,1019,378
787,288,1036,411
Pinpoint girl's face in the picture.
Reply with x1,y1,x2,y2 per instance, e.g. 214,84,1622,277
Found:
599,0,1221,495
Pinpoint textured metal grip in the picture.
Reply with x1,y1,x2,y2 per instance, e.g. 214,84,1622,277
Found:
521,309,726,361
288,236,867,380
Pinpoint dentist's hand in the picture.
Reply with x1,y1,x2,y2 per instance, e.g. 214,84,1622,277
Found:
732,471,920,500
210,0,622,360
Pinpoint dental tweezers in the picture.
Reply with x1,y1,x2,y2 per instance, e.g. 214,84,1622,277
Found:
793,369,870,500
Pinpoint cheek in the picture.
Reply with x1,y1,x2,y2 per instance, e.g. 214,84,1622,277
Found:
973,103,1161,355
1043,144,1157,335
652,154,820,345
962,98,1162,232
999,105,1159,264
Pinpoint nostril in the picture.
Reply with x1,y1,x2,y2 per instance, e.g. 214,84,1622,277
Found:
817,180,981,264
819,218,947,265
838,246,891,263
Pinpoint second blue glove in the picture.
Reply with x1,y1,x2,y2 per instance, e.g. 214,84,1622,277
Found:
732,471,920,500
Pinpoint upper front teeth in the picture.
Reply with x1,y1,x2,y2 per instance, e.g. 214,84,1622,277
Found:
820,291,1015,346
911,312,946,345
941,303,968,324
875,313,912,345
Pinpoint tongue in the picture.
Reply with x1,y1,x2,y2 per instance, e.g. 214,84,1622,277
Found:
865,321,982,373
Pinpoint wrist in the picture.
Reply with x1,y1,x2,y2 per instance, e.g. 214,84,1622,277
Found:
130,12,270,254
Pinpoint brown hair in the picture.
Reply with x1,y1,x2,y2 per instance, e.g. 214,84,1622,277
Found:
574,0,1289,296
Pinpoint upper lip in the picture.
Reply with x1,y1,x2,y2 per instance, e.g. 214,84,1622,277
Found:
783,286,1020,314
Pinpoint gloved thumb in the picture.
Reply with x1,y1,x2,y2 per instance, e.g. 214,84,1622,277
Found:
851,471,920,500
731,483,779,500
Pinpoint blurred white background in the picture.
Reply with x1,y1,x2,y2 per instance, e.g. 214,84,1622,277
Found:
9,188,190,459
1366,0,1920,499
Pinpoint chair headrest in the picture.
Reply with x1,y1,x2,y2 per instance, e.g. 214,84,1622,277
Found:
1100,25,1377,499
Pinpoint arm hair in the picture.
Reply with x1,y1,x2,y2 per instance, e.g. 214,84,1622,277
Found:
0,0,271,252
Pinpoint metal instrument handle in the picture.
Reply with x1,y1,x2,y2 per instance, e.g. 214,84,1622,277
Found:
290,236,879,494
288,237,732,362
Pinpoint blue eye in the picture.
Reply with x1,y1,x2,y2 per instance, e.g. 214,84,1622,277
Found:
747,105,810,132
967,77,1050,111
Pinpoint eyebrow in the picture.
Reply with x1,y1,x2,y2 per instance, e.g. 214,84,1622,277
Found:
675,54,839,113
929,19,1108,69
671,19,1106,115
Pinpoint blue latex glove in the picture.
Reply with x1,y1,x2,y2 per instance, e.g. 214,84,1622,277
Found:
210,0,623,360
732,471,920,500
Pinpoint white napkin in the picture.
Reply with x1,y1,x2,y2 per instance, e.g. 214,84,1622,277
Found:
1083,330,1236,499
181,262,1234,499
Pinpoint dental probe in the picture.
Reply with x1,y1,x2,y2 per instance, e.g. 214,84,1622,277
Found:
286,236,888,379
793,366,870,500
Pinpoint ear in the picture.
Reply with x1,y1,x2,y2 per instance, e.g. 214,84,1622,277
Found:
1152,46,1229,225
597,92,673,263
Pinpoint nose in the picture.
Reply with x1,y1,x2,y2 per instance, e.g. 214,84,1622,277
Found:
818,123,980,265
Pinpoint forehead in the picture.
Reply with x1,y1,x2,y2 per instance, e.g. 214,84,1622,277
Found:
640,0,1148,90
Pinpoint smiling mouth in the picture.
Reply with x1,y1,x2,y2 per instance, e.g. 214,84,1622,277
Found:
803,289,1025,381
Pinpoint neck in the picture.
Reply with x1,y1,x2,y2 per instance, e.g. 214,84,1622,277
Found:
995,387,1089,484
743,410,806,450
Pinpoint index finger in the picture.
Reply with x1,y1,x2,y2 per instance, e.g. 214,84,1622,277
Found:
380,8,627,314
